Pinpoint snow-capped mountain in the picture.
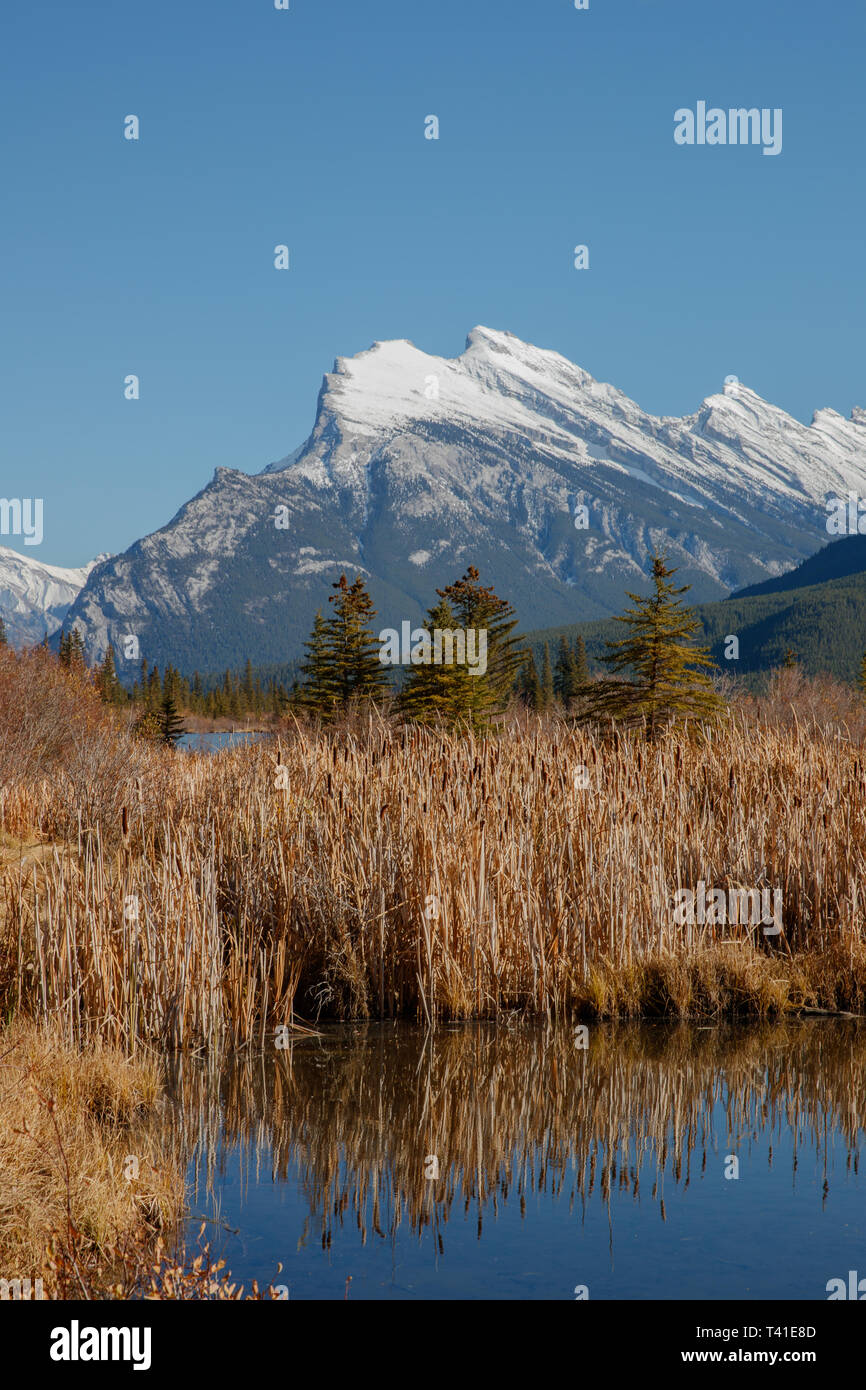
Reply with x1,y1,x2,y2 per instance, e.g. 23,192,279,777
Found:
62,327,866,673
0,547,108,647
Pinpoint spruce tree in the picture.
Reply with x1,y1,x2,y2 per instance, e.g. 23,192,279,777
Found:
0,614,7,647
517,650,542,711
554,636,579,705
242,658,254,707
158,693,187,747
428,567,523,730
61,627,86,673
398,597,464,723
577,552,723,740
96,644,121,704
296,576,387,718
297,610,335,714
147,666,162,709
540,642,555,711
573,634,590,686
326,574,388,708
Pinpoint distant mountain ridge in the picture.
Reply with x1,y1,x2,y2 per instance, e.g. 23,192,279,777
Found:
0,547,107,647
521,535,866,688
732,534,866,599
53,325,866,674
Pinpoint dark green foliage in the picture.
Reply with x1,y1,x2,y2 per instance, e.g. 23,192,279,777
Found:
398,597,464,723
96,644,123,704
573,634,589,686
516,649,542,710
293,575,388,719
554,637,579,705
520,556,866,692
576,552,723,739
158,693,187,747
58,627,86,672
296,611,333,715
539,642,554,711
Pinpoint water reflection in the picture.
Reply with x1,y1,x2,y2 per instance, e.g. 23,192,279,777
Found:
159,1022,866,1299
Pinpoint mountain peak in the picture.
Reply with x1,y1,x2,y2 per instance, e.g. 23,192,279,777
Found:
56,327,866,672
464,325,522,352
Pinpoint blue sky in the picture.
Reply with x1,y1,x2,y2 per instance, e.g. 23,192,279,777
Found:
1,0,863,566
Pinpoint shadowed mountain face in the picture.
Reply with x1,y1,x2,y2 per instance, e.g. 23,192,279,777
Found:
732,533,866,599
62,328,866,673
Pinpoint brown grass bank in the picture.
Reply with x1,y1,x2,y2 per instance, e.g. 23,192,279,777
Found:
1,646,865,1040
0,1022,179,1295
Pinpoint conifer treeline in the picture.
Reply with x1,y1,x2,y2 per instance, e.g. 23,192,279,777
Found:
292,566,524,731
52,552,730,739
55,636,292,720
516,634,591,711
290,556,726,736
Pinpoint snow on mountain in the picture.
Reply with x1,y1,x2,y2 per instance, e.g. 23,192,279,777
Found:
0,548,108,647
61,327,866,673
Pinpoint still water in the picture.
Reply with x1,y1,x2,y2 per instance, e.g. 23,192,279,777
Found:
161,1022,866,1300
178,730,268,753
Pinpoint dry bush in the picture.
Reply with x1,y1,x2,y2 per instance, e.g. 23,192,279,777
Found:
0,646,170,843
734,666,866,739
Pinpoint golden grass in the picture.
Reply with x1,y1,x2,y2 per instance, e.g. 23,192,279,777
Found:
0,1022,178,1289
1,700,865,1044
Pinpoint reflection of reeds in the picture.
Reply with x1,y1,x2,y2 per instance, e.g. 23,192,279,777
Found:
6,717,866,1045
164,1023,866,1254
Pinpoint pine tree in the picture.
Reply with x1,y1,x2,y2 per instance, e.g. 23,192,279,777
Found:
554,636,579,705
517,650,542,711
573,634,590,686
860,652,866,699
242,658,254,707
398,597,465,723
61,627,86,673
325,574,388,709
296,611,333,714
96,644,121,704
577,553,723,740
147,666,162,709
158,693,187,747
296,577,388,718
540,642,555,711
424,566,523,730
0,614,7,647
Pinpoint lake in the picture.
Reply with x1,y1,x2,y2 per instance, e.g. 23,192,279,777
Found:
158,1021,866,1300
178,730,269,753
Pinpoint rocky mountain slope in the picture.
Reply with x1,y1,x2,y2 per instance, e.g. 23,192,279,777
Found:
60,327,866,673
0,547,106,647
